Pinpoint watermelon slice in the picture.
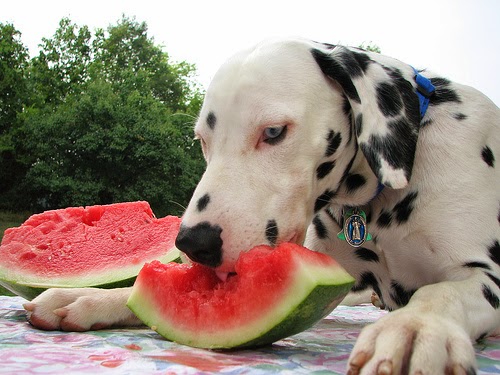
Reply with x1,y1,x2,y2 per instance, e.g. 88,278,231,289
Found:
127,243,354,349
0,201,181,300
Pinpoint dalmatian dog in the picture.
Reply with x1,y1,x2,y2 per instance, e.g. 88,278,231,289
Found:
25,38,500,374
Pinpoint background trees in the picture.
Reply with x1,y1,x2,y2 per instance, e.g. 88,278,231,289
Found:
0,16,204,217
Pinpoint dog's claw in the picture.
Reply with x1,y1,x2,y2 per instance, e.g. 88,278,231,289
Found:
377,360,393,375
448,364,470,375
348,351,368,375
23,302,35,312
53,307,69,318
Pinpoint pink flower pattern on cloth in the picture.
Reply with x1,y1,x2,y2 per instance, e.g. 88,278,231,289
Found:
1,296,499,374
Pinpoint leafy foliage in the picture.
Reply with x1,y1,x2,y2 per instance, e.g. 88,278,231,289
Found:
0,23,30,206
358,42,381,54
0,17,204,216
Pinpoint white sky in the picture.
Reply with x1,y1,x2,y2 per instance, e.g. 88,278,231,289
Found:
3,0,499,105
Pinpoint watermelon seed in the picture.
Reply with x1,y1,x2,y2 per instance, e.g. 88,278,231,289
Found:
20,252,37,261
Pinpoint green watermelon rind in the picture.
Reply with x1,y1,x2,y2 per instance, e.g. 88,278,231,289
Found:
0,248,181,300
236,283,352,349
127,255,354,349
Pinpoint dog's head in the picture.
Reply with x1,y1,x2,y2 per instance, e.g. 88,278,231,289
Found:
175,38,421,273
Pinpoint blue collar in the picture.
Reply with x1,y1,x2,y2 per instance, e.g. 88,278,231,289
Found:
412,67,436,119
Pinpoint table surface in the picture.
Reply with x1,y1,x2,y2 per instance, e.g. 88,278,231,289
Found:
1,296,499,374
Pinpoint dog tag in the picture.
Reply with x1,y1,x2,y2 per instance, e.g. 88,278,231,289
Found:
337,208,372,248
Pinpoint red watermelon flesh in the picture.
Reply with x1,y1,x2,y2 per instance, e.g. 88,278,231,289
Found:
127,243,355,349
0,201,181,299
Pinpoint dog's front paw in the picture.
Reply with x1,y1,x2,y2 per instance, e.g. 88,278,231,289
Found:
347,309,476,375
24,287,139,331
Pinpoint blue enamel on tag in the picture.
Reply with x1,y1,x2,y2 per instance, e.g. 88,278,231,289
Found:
337,208,372,248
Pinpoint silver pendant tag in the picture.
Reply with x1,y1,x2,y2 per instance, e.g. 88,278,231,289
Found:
337,208,372,248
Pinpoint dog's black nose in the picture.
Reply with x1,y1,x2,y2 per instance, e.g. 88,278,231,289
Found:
175,222,223,267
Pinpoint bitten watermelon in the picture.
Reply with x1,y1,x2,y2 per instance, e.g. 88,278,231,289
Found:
127,243,354,349
0,201,181,300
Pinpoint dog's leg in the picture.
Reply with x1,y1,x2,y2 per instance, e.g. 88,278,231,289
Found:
23,287,142,331
347,273,499,375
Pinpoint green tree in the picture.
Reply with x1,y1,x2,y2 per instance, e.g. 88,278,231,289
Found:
93,16,198,112
359,42,381,54
9,16,204,216
0,23,29,207
0,23,28,133
19,80,202,216
27,18,93,107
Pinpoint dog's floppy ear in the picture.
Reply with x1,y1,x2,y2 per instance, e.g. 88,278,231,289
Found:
311,47,421,189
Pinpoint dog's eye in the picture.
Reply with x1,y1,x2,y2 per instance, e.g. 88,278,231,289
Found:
263,126,287,145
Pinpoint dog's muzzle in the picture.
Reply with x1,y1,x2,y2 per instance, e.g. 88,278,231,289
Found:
175,222,223,268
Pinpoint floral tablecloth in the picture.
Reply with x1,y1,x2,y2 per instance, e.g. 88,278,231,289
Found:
1,296,499,374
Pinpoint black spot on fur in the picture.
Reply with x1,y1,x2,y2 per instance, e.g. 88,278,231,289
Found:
355,247,379,262
421,118,433,127
206,112,216,129
377,82,403,117
384,67,421,126
342,95,353,145
360,117,418,184
394,191,418,223
482,146,495,167
339,150,358,186
366,210,372,224
311,48,361,104
313,215,328,239
314,189,336,212
338,49,366,79
482,284,500,309
345,173,367,193
463,261,491,270
342,95,352,116
316,161,336,179
390,281,416,307
351,51,373,73
488,240,500,266
325,130,342,157
486,272,500,289
377,210,393,228
351,272,376,292
265,219,279,246
355,114,363,137
352,272,383,304
360,143,382,185
429,78,461,105
196,194,210,212
498,205,500,224
453,113,467,121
